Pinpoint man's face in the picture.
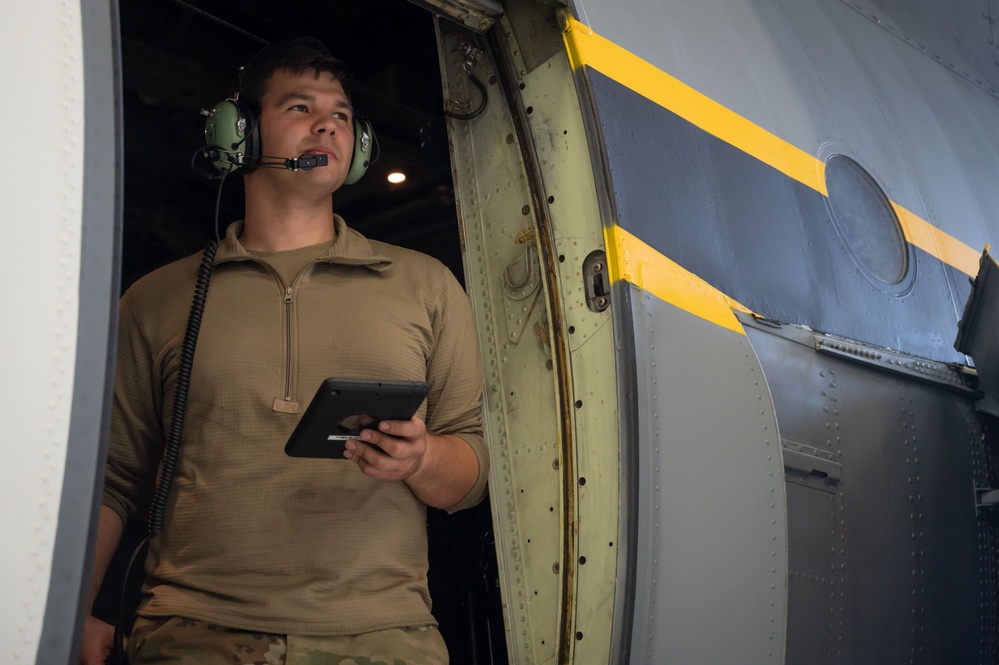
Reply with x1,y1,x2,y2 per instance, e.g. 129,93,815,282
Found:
253,68,355,192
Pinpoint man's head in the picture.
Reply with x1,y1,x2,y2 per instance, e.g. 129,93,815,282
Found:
239,37,353,109
240,44,361,198
204,37,372,187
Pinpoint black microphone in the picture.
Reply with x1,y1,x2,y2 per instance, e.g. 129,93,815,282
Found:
281,153,328,171
203,150,329,171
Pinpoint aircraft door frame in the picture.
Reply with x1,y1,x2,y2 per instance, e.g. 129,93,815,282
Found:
435,4,622,662
436,2,793,662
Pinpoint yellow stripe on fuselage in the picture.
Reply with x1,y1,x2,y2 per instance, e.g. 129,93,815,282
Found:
891,203,981,277
563,17,980,279
604,225,751,335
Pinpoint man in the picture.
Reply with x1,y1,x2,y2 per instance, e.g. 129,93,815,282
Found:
81,38,487,665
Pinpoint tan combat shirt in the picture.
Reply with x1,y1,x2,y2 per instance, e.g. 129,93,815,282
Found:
103,217,487,635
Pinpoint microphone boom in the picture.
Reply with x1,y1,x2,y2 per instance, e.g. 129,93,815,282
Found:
284,153,328,171
202,149,329,171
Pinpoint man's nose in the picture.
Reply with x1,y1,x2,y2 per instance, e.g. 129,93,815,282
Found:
314,117,336,134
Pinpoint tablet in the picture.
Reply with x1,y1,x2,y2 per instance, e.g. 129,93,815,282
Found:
284,378,430,459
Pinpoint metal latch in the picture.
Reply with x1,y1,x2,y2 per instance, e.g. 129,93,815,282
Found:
781,439,842,493
583,250,611,313
783,449,842,482
975,483,999,517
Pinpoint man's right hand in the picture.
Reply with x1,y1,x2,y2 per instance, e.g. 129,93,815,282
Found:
82,507,127,664
79,615,116,665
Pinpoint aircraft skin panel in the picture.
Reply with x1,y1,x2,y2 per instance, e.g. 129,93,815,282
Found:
557,4,999,662
563,14,982,280
568,0,999,256
0,2,118,663
41,2,122,663
590,65,967,362
1,2,81,660
744,319,993,664
620,281,788,664
562,18,973,364
851,0,999,97
604,226,749,336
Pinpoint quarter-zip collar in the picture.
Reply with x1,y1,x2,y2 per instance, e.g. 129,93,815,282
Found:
216,215,394,272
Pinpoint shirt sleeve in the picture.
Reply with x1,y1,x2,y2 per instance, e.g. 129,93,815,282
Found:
424,269,488,513
102,294,165,524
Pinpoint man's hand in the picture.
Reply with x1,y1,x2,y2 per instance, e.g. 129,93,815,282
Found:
344,417,432,481
79,615,116,665
81,507,125,664
343,416,478,509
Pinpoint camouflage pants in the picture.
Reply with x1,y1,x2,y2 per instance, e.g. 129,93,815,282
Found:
127,616,449,665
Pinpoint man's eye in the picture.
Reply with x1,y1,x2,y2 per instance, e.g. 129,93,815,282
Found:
333,112,349,121
289,104,308,112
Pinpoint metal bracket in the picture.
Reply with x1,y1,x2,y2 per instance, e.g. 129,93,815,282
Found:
976,393,999,418
975,483,999,517
583,249,610,313
444,41,487,120
501,244,541,301
814,336,978,396
458,41,483,75
501,244,542,344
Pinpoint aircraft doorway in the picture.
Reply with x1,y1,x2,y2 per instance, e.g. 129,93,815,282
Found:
97,1,508,663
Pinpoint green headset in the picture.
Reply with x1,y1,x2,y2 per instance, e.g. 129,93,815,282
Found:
203,70,375,184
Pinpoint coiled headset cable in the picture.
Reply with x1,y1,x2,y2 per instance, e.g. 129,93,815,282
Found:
105,173,227,665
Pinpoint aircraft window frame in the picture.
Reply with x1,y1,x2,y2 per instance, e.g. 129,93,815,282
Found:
823,153,916,296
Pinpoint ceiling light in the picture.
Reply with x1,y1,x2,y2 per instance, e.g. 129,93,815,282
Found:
387,172,407,184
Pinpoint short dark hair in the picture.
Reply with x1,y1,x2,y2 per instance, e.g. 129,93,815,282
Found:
239,37,353,107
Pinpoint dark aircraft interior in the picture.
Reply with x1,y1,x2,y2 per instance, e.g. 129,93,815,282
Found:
97,1,504,662
118,0,465,287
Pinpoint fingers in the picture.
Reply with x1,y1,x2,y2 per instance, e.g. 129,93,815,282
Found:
343,417,428,480
79,616,115,665
345,439,404,479
360,416,427,457
374,416,426,441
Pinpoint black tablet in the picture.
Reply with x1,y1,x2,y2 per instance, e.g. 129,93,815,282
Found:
284,378,430,459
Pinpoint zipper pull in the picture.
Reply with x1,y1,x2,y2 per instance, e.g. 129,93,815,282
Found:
284,286,293,304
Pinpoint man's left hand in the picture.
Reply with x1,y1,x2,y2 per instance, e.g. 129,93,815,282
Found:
343,416,478,509
343,416,432,482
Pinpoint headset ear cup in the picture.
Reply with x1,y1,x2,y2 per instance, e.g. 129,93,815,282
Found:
203,99,259,174
343,116,375,185
238,100,260,174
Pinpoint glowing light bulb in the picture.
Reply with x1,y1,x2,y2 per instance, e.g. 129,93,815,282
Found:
387,172,407,184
